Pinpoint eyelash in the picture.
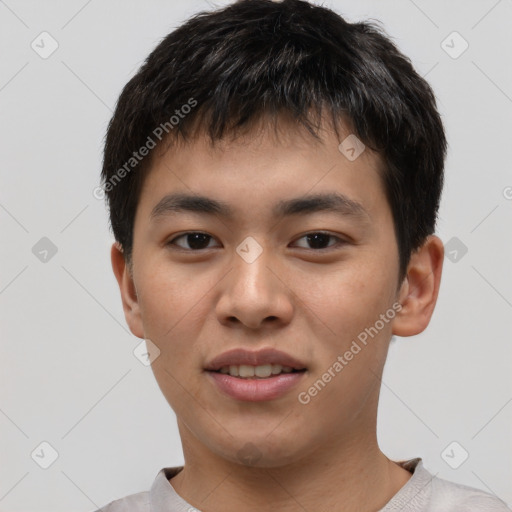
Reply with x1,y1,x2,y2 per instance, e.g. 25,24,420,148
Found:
166,231,348,252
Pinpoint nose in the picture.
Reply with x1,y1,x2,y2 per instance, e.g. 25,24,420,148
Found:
215,245,294,330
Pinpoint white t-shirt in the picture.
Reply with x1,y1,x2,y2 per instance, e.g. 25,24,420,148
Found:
93,458,511,511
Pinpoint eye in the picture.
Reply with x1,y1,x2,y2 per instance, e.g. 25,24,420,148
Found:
167,232,220,251
291,232,346,250
167,231,347,251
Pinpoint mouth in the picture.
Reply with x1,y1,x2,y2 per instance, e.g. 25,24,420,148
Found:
204,348,308,401
204,347,307,376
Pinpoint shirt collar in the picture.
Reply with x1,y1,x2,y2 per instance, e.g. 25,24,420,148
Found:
149,466,190,512
149,459,427,512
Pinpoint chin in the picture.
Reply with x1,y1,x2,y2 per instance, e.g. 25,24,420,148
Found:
209,433,310,469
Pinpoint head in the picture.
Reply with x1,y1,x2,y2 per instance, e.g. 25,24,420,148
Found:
104,0,445,467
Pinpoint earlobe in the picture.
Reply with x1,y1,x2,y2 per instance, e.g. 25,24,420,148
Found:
392,235,444,337
110,242,145,339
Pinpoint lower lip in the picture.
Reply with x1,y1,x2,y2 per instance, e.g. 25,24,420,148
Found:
206,371,306,402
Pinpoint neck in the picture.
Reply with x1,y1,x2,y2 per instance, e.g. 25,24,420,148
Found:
170,427,412,512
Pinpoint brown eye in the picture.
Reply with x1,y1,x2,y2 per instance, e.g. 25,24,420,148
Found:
292,232,345,250
168,232,218,250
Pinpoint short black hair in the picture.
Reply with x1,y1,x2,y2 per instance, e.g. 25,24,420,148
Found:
101,0,446,281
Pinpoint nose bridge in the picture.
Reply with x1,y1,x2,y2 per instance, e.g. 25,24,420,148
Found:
215,238,293,328
231,240,277,303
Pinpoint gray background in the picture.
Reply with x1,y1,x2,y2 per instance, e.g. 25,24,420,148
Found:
1,0,511,510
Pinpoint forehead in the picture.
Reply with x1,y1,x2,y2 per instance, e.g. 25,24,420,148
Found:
136,115,387,223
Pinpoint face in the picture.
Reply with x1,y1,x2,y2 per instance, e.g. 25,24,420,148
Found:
117,118,408,468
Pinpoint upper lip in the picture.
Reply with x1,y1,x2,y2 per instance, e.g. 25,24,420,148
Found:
204,348,307,371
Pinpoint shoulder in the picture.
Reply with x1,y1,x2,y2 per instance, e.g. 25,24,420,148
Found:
389,459,511,512
91,490,150,511
430,473,511,511
88,466,184,512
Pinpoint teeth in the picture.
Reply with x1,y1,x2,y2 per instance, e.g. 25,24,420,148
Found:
255,364,272,378
217,364,297,378
271,364,283,374
239,365,255,378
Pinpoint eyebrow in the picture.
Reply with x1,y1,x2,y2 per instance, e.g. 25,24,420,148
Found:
150,192,370,222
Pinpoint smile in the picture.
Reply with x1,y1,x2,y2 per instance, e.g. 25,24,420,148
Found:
215,364,304,379
206,368,307,401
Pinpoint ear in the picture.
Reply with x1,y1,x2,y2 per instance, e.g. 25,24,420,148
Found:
111,242,145,339
392,235,444,337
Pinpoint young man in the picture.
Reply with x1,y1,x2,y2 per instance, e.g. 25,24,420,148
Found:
96,0,510,510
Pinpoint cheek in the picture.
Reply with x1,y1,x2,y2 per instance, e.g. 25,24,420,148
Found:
294,267,396,429
137,269,209,406
300,258,396,343
136,266,207,352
